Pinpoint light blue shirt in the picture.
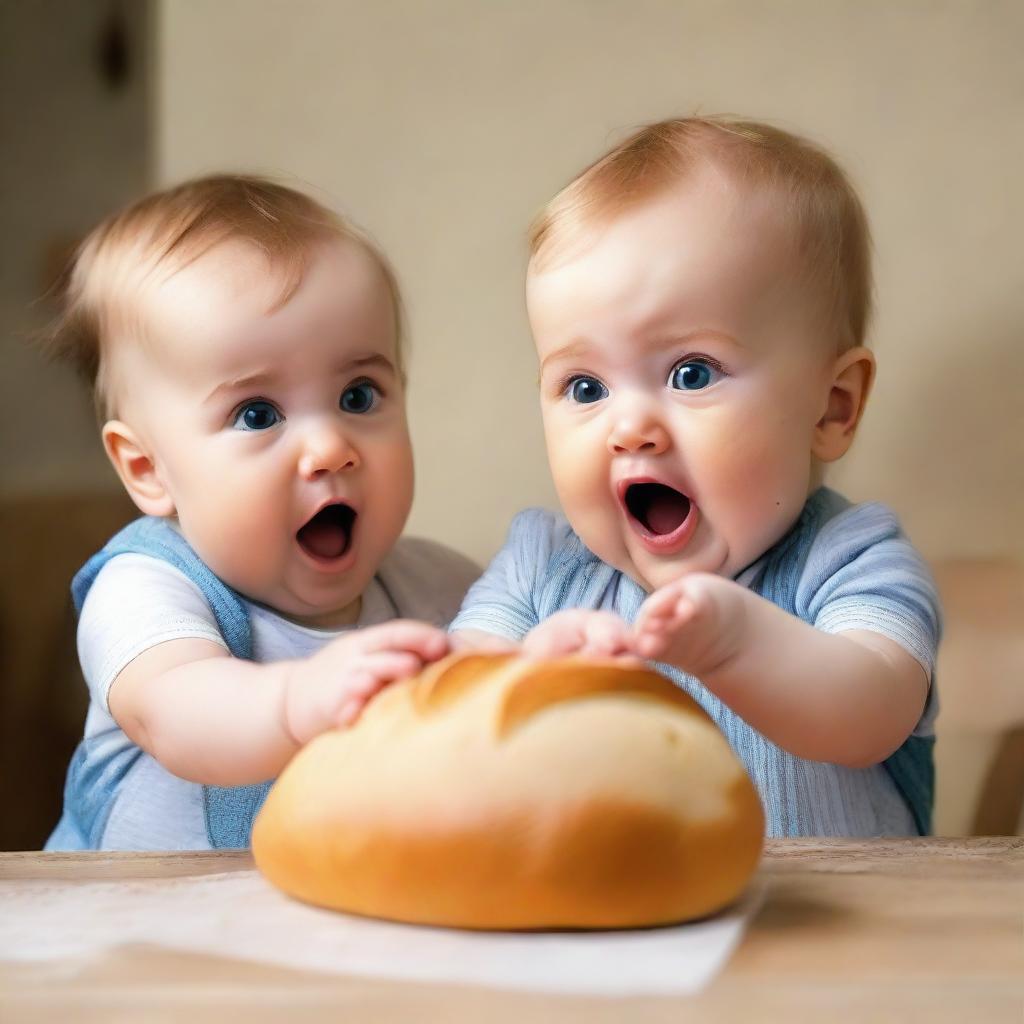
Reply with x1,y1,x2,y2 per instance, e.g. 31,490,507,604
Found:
451,488,941,837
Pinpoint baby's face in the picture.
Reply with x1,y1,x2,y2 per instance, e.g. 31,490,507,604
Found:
109,237,413,627
528,170,838,591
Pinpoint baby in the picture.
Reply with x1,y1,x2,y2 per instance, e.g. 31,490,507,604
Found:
453,117,941,837
45,175,479,850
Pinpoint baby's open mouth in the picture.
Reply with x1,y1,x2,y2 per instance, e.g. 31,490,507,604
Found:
624,482,692,536
296,503,356,561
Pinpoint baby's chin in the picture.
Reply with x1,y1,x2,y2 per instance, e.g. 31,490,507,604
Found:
203,564,363,630
277,600,363,630
621,534,733,588
255,582,365,629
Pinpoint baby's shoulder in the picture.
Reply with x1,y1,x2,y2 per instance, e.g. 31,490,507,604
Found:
803,490,910,572
751,489,925,610
502,507,583,560
72,515,209,612
83,550,211,617
777,489,935,617
499,508,622,615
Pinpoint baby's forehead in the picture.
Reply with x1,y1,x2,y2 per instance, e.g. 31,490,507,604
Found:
529,166,796,281
96,242,277,381
129,236,376,344
528,176,800,304
525,181,829,360
142,240,286,322
176,235,391,343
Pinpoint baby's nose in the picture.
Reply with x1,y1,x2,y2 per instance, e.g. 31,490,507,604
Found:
298,424,359,478
607,408,671,455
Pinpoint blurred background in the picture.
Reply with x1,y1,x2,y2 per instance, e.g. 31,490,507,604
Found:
2,0,1021,847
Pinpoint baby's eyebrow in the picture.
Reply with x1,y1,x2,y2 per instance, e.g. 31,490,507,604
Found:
205,371,277,404
642,329,743,355
204,355,397,405
539,330,741,375
539,340,591,375
342,353,396,376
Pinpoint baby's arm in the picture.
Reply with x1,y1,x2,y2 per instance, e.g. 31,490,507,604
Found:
633,573,928,768
108,620,448,786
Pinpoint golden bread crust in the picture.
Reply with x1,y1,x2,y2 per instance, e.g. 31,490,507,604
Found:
253,652,764,929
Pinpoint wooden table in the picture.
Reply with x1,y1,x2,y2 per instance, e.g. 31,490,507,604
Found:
1,838,1021,1022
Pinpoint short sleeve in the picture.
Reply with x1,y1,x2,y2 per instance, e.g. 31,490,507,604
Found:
794,502,942,680
77,553,228,714
449,508,573,641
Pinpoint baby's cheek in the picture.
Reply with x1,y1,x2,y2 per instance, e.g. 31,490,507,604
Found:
559,480,627,571
718,399,801,480
719,443,809,553
549,418,602,476
194,498,288,592
550,445,604,517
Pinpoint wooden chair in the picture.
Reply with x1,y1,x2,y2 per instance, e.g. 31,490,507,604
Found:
0,491,136,850
932,559,1024,836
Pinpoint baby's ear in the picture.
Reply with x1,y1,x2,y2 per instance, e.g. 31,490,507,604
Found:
101,420,175,517
812,346,875,463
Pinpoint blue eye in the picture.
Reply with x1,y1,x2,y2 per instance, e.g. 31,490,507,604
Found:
233,400,281,431
670,360,720,392
340,381,379,414
566,376,608,404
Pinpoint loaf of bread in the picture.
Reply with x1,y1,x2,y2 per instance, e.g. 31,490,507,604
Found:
252,652,764,930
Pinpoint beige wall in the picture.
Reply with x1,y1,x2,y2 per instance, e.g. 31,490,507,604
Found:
156,0,1023,568
0,1,1015,837
1,0,150,497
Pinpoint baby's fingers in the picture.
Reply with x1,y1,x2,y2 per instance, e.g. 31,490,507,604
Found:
580,613,632,656
523,612,588,658
635,583,687,629
524,611,632,659
349,649,425,690
351,620,450,661
632,628,672,660
334,650,425,727
633,595,699,660
523,626,580,659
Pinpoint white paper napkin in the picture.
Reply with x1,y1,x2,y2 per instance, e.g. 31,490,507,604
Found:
0,870,760,996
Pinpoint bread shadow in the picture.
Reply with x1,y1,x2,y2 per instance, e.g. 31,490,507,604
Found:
750,888,850,933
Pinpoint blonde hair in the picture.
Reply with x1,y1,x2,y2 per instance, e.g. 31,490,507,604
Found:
529,116,873,351
46,174,405,417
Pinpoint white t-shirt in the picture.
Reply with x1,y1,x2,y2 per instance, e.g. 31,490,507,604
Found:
52,537,480,851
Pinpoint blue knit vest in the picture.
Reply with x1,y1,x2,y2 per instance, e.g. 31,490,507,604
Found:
71,517,267,848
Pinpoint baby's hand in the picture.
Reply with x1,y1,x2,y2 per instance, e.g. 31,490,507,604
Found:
449,628,520,654
523,609,634,659
632,573,748,679
283,620,449,745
